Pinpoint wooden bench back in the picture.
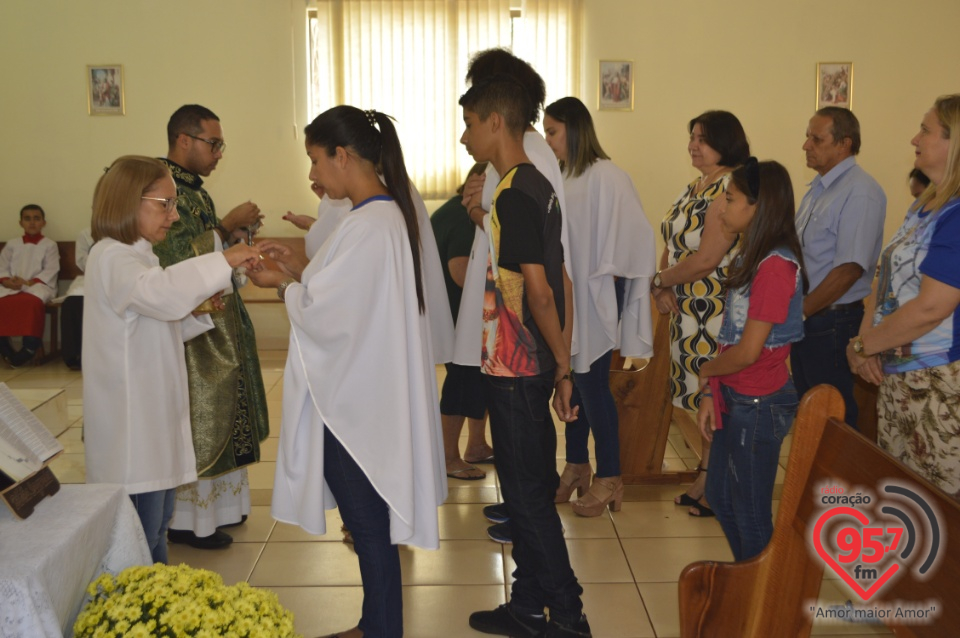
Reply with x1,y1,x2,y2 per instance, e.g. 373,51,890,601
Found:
679,384,960,637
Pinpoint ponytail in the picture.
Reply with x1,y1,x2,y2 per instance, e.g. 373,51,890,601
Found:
305,106,425,313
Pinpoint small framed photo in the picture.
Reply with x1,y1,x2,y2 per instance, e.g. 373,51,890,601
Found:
816,62,852,110
87,65,125,115
599,60,634,111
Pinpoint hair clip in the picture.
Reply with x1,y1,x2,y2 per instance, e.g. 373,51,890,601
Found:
364,109,379,131
745,156,760,199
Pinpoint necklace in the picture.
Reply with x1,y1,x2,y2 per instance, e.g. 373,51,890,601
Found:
696,167,727,193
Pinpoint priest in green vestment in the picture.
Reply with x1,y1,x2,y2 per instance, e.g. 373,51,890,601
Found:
153,104,269,549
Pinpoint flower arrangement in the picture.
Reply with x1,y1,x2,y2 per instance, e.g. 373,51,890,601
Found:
74,563,301,638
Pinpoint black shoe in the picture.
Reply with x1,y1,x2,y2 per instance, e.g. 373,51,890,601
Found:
487,522,512,544
0,338,13,360
483,502,510,524
8,348,36,368
167,528,233,549
217,514,248,529
469,604,547,637
543,615,592,637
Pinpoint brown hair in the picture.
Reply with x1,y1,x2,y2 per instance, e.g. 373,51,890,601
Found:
92,156,171,244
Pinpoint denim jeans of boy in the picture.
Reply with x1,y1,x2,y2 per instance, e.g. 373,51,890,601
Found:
791,305,862,427
324,427,402,637
567,348,619,477
484,372,584,624
129,488,176,564
705,381,798,561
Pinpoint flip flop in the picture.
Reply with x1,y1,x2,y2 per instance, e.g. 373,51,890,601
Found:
688,501,716,517
464,454,495,464
446,465,486,481
674,493,699,507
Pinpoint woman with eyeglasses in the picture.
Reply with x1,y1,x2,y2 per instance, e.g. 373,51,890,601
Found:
248,106,445,638
696,159,807,561
542,97,656,516
83,156,261,564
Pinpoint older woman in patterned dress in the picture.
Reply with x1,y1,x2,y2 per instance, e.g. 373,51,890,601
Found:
652,111,749,516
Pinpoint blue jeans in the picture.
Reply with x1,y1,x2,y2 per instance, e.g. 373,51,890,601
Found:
129,488,176,564
791,305,863,428
566,349,619,477
324,427,402,638
484,372,584,624
705,381,798,561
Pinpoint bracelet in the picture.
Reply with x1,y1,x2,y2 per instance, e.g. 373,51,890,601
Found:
277,278,296,300
555,372,573,388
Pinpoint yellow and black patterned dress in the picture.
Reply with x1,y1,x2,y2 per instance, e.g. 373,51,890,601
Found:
661,174,738,410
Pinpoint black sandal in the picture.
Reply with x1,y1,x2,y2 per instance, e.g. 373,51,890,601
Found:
674,465,707,506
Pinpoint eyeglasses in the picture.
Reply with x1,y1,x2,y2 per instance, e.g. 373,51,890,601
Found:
185,133,226,154
141,196,178,212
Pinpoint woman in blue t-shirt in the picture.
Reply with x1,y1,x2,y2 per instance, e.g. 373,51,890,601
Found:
847,94,960,502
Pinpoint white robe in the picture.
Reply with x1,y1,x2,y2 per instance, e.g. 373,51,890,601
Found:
0,236,59,303
453,131,572,365
64,228,95,297
564,160,656,372
272,199,446,549
82,238,233,494
305,186,454,364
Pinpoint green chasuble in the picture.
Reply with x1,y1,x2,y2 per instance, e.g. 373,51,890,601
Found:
153,158,269,478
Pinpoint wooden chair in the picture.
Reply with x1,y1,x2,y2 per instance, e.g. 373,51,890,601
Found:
678,385,960,637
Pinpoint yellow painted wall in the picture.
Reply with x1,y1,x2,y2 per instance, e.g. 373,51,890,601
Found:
1,0,957,245
581,0,959,243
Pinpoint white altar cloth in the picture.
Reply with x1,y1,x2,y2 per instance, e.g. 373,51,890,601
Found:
0,483,151,637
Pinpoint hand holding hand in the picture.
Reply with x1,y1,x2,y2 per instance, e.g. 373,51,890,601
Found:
222,243,262,270
653,287,679,315
257,240,308,279
551,378,580,422
461,173,485,209
847,343,884,385
246,267,287,289
282,211,317,231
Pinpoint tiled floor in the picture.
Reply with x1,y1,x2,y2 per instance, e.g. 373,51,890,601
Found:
5,353,892,637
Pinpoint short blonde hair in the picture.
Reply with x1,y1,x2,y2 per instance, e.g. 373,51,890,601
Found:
92,156,171,244
925,94,960,211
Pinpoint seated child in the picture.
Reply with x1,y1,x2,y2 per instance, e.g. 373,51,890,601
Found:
0,205,59,367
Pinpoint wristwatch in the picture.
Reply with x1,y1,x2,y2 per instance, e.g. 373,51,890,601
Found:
277,278,296,300
852,336,866,356
652,270,663,289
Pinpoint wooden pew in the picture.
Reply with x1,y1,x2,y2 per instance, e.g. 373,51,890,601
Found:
678,385,960,637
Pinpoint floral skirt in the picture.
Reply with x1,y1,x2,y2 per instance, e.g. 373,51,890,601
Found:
878,360,960,502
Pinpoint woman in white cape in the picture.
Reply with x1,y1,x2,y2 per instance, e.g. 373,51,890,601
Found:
249,106,445,638
83,156,260,564
543,97,656,516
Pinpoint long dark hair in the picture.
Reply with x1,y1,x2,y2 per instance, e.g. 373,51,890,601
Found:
544,97,610,178
304,106,424,313
724,159,808,294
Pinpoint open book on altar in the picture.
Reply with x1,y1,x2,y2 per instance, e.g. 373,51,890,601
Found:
0,383,63,517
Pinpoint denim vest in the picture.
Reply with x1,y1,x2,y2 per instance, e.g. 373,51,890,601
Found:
717,246,804,348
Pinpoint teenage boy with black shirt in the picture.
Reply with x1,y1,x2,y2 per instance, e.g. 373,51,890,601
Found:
459,77,591,638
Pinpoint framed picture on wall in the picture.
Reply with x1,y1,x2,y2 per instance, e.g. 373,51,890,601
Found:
816,62,852,110
87,65,125,115
599,60,634,111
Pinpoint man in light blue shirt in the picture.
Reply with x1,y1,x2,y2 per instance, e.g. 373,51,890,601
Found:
792,107,886,428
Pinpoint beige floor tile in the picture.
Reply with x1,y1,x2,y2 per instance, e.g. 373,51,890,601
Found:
248,460,276,490
403,585,506,637
168,541,264,585
636,582,681,638
622,484,688,503
250,541,362,586
250,488,273,506
56,426,85,454
228,505,276,543
439,503,495,540
611,500,725,538
400,540,504,586
259,437,278,462
445,485,500,504
268,586,363,637
622,537,734,583
500,539,632,585
49,452,85,484
662,439,681,459
556,505,618,539
668,433,698,460
581,583,656,637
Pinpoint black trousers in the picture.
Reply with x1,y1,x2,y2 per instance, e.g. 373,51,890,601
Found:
60,296,83,369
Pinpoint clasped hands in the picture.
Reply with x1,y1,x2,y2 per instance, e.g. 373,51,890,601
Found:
845,339,884,385
1,276,29,291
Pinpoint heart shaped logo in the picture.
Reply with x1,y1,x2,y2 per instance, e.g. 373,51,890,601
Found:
812,506,900,600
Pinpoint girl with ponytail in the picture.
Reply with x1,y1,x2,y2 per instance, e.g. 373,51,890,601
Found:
249,106,446,638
